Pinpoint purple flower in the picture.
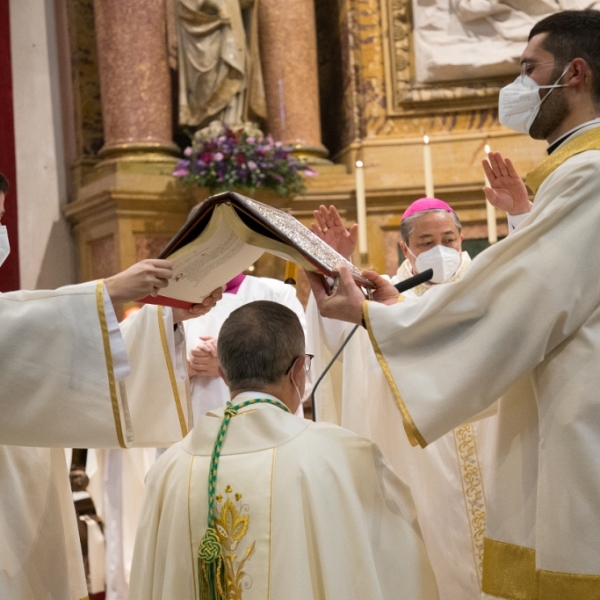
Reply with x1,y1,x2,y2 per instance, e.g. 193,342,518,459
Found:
272,173,284,182
248,160,257,170
303,167,318,177
246,136,256,144
183,146,193,157
214,152,224,161
173,167,189,177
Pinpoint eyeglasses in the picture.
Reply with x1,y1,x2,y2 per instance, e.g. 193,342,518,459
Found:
520,61,557,80
285,353,314,374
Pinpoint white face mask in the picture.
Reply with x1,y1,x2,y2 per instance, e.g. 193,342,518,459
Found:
498,64,570,135
0,226,10,267
409,245,461,284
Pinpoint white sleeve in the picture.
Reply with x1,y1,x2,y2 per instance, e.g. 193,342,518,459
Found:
506,204,533,234
101,284,131,381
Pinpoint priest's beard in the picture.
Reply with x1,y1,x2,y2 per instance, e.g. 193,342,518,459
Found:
529,78,570,141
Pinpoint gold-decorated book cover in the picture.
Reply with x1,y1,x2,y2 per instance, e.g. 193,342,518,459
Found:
139,191,373,308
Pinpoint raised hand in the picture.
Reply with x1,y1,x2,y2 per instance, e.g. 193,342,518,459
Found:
482,152,531,215
311,205,358,261
104,259,174,305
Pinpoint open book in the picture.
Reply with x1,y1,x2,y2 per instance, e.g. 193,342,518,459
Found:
139,191,373,308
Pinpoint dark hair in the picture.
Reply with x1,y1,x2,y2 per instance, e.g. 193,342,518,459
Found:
529,10,600,105
218,300,305,391
0,172,8,194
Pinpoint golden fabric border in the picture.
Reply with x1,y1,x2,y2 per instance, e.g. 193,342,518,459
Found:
482,537,537,600
267,447,276,600
538,568,600,599
96,280,126,449
363,300,428,448
157,306,188,438
187,455,198,600
482,537,600,599
453,423,486,586
526,127,600,195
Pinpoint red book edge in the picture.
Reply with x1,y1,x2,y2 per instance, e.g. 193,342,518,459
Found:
137,295,195,309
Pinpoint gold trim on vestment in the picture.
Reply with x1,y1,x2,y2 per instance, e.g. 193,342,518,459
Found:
267,448,275,600
453,424,486,587
482,537,600,599
188,455,198,599
526,127,600,195
157,306,188,438
538,568,600,599
483,537,537,599
214,487,255,598
96,280,126,449
363,300,428,448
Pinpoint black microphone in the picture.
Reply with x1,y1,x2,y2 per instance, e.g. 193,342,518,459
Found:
309,267,434,421
394,268,433,293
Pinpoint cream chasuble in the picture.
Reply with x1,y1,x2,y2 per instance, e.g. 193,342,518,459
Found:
129,393,439,600
365,125,600,599
0,282,192,600
306,252,498,598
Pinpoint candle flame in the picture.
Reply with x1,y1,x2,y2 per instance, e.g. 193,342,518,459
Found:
423,135,430,144
485,144,491,154
356,160,364,168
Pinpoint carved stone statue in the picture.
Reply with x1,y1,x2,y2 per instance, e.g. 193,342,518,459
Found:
411,0,600,84
167,0,267,127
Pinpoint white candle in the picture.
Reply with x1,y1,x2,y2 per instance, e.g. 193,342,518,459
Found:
484,144,498,244
423,135,434,198
355,160,368,258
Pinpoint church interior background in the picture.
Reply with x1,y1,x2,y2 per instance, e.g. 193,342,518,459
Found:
0,0,568,596
0,0,549,310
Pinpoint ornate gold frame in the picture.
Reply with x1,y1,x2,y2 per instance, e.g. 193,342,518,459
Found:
382,0,513,114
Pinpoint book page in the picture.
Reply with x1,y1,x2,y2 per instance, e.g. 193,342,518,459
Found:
160,207,264,302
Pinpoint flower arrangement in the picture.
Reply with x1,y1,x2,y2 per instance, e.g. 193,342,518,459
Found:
173,121,317,196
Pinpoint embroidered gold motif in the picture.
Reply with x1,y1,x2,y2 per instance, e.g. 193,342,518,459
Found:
454,423,487,586
214,488,255,599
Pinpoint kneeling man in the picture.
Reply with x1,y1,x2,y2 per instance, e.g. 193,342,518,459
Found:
129,301,438,600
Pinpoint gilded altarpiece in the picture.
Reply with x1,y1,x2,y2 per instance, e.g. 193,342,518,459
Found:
64,0,548,302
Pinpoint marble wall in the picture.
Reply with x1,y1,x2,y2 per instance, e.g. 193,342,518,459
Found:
10,0,76,289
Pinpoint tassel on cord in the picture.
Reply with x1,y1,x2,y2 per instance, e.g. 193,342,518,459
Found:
198,528,227,600
197,398,290,599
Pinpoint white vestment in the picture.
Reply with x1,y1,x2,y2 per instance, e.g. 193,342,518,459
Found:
184,275,309,418
129,391,439,600
365,124,600,599
0,281,191,600
307,252,497,598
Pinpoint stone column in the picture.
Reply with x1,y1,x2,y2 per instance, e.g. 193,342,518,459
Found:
93,0,177,159
258,0,330,164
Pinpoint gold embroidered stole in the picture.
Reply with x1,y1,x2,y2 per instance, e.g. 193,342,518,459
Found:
526,127,600,195
396,255,487,587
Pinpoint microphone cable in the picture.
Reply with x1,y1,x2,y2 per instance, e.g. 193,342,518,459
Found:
309,268,433,421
